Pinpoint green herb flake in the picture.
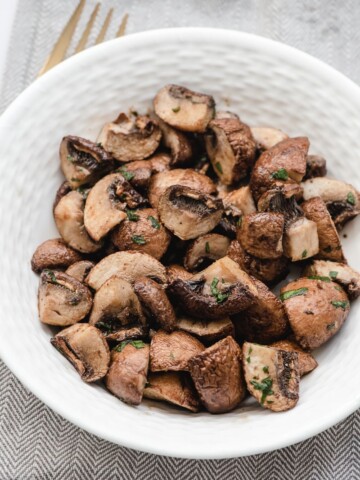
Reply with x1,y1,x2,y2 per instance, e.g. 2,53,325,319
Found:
210,277,229,304
250,376,274,404
327,322,336,331
148,215,160,229
334,286,343,292
126,209,140,222
271,168,289,181
96,142,103,148
301,249,308,259
246,356,251,363
267,400,274,404
263,366,269,374
330,300,349,310
280,287,308,301
132,235,146,245
67,155,75,163
172,106,181,113
96,321,114,332
119,167,134,181
114,340,146,352
76,186,89,199
70,177,81,182
329,271,338,279
347,191,356,206
307,275,331,282
237,216,243,227
215,162,223,174
205,242,210,254
44,269,58,284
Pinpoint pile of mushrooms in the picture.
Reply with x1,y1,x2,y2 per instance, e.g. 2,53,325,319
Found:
31,84,360,414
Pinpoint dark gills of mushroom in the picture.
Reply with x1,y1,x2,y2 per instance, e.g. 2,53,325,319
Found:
97,113,162,162
105,341,150,405
237,212,285,259
304,155,327,180
143,371,200,412
86,251,167,290
227,239,290,285
250,137,309,203
38,270,92,326
301,177,360,228
111,208,171,260
148,168,216,209
60,136,115,189
65,260,95,283
250,126,289,152
153,84,215,133
31,238,83,273
149,330,205,372
232,278,288,344
184,233,231,271
188,336,246,414
304,260,360,300
270,339,318,376
51,324,110,382
242,342,300,412
302,197,345,262
280,277,350,349
154,114,193,166
54,190,102,254
158,185,224,241
175,315,234,344
168,256,258,320
89,276,146,339
84,173,147,242
205,117,256,185
133,277,177,332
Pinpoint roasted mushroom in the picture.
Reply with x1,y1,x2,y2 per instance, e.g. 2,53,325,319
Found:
105,340,150,405
149,152,172,173
304,259,360,300
154,84,215,133
111,208,170,260
53,181,72,212
60,136,114,189
51,324,110,382
38,270,92,326
150,330,205,372
270,339,318,376
117,161,153,191
65,260,95,283
188,336,246,413
175,315,234,344
98,113,162,161
304,155,327,179
280,277,350,349
144,371,200,412
302,197,345,262
250,127,289,152
301,177,360,228
31,238,82,273
222,185,257,216
154,114,193,165
158,185,223,241
184,233,231,271
205,117,256,185
166,264,193,283
148,168,216,209
54,190,102,253
134,277,177,332
232,278,288,344
86,251,167,290
242,342,299,412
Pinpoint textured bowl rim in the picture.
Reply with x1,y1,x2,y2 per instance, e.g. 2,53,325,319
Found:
1,27,360,459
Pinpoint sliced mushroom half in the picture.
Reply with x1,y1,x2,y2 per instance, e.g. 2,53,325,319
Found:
65,260,95,283
153,84,215,133
60,136,114,189
98,113,162,162
175,315,234,344
51,324,110,382
158,185,223,241
31,238,82,273
270,339,318,376
38,270,92,326
188,336,246,413
154,114,193,166
184,233,231,271
243,342,299,412
250,126,289,152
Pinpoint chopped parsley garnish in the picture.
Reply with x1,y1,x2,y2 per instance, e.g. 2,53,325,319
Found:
307,275,331,282
271,168,288,180
172,106,181,113
330,300,349,310
301,249,307,259
96,142,103,148
280,287,308,301
347,191,356,205
96,321,114,332
237,216,243,227
334,286,343,292
250,377,274,404
329,271,338,279
327,322,336,330
70,177,81,182
148,215,160,229
119,167,134,181
113,340,146,352
205,242,210,254
246,348,252,363
67,155,75,163
210,277,229,304
215,162,223,174
44,269,58,284
263,366,269,374
76,186,89,199
132,235,146,245
126,209,139,221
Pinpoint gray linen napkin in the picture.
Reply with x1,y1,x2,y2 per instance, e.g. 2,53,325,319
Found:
1,1,359,478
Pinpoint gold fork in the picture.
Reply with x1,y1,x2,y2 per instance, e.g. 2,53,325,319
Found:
38,0,129,77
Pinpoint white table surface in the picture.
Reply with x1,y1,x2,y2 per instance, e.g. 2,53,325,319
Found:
0,0,18,94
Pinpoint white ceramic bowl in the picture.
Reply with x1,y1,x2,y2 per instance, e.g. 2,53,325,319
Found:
0,28,360,459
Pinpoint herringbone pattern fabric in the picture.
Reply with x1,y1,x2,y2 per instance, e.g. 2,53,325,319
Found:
1,1,360,478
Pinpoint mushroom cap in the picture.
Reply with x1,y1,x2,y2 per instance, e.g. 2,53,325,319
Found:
270,339,318,376
86,251,167,290
111,208,171,260
222,185,257,216
148,168,216,209
184,233,231,271
65,260,95,283
280,277,350,349
53,180,72,212
205,117,256,185
133,276,176,332
106,342,150,405
242,342,299,412
54,190,102,253
149,330,205,372
97,113,162,162
153,84,215,133
302,197,345,262
250,126,289,152
154,114,193,166
51,324,110,382
38,270,92,326
175,315,235,345
188,336,246,413
304,155,327,179
158,185,223,241
31,238,82,273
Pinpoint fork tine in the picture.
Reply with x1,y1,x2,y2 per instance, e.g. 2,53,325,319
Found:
116,13,129,37
37,0,86,76
95,8,114,45
74,2,100,54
